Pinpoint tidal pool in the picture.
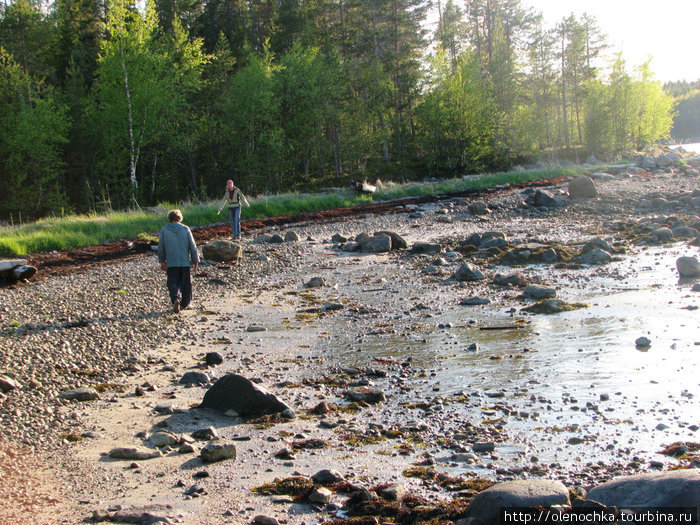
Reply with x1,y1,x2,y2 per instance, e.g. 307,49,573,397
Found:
332,244,700,473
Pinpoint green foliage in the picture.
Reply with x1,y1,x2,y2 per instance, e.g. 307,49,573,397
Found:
0,0,679,222
415,48,498,175
0,47,70,219
585,56,675,155
222,45,283,192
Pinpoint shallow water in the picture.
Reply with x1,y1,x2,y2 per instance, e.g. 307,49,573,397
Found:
334,245,700,472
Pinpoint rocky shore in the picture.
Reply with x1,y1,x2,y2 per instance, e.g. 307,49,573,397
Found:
1,157,700,524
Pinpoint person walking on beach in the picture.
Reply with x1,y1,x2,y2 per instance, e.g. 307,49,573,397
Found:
217,179,250,241
157,209,199,313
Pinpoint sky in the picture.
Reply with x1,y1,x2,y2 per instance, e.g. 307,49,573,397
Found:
519,0,700,84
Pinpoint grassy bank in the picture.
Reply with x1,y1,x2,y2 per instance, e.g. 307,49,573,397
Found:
0,167,580,257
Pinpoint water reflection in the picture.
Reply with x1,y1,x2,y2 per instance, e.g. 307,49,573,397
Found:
336,245,700,467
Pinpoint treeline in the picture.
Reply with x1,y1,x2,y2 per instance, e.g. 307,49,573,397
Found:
0,0,676,220
665,81,700,142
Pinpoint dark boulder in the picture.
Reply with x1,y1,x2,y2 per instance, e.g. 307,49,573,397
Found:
200,374,290,417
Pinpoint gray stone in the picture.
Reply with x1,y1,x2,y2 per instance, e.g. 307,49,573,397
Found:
677,257,700,278
377,483,406,501
359,233,392,253
493,273,527,287
523,285,556,299
411,242,442,254
309,487,333,504
569,176,598,198
589,172,614,181
109,447,162,461
460,479,570,524
200,442,237,463
460,297,491,306
306,277,326,288
375,231,408,250
479,237,509,250
154,403,177,414
149,431,179,448
468,202,490,215
651,228,674,242
246,325,267,332
0,375,18,393
331,233,348,243
635,337,651,347
323,302,344,312
345,387,386,404
541,248,559,263
579,248,612,265
253,516,279,525
110,504,175,525
200,373,291,417
268,234,285,244
201,240,242,262
581,238,616,254
191,427,218,441
205,352,223,366
312,469,345,485
285,231,300,242
528,190,566,208
59,387,100,402
586,469,700,508
253,234,273,243
179,372,209,385
341,241,361,252
453,263,485,282
673,227,699,238
472,442,496,453
656,152,681,168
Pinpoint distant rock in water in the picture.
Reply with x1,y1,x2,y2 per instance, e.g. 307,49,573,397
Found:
200,373,290,417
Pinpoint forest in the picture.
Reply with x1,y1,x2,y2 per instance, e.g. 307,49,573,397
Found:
0,0,680,220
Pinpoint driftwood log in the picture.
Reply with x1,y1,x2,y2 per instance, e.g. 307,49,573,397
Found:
352,181,376,194
0,259,37,281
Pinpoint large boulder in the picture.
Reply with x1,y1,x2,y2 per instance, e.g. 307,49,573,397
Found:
200,442,237,463
586,469,700,508
460,479,570,524
453,263,485,282
568,176,598,199
411,242,442,254
375,231,408,250
201,240,242,262
677,256,700,278
526,190,566,208
59,387,100,402
200,374,290,417
359,233,392,253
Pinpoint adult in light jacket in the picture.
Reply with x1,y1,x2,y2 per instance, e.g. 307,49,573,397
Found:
157,209,199,313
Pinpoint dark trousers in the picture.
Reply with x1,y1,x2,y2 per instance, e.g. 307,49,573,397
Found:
166,266,192,308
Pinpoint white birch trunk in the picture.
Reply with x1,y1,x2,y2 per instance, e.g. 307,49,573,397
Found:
120,45,139,190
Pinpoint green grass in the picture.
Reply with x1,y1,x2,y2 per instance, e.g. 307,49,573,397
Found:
0,167,580,257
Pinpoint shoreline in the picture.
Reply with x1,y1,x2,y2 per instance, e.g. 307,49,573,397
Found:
1,166,700,524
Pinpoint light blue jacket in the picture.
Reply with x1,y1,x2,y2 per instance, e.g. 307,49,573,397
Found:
157,222,199,268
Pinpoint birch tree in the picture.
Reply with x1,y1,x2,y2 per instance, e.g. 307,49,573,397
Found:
92,0,204,202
